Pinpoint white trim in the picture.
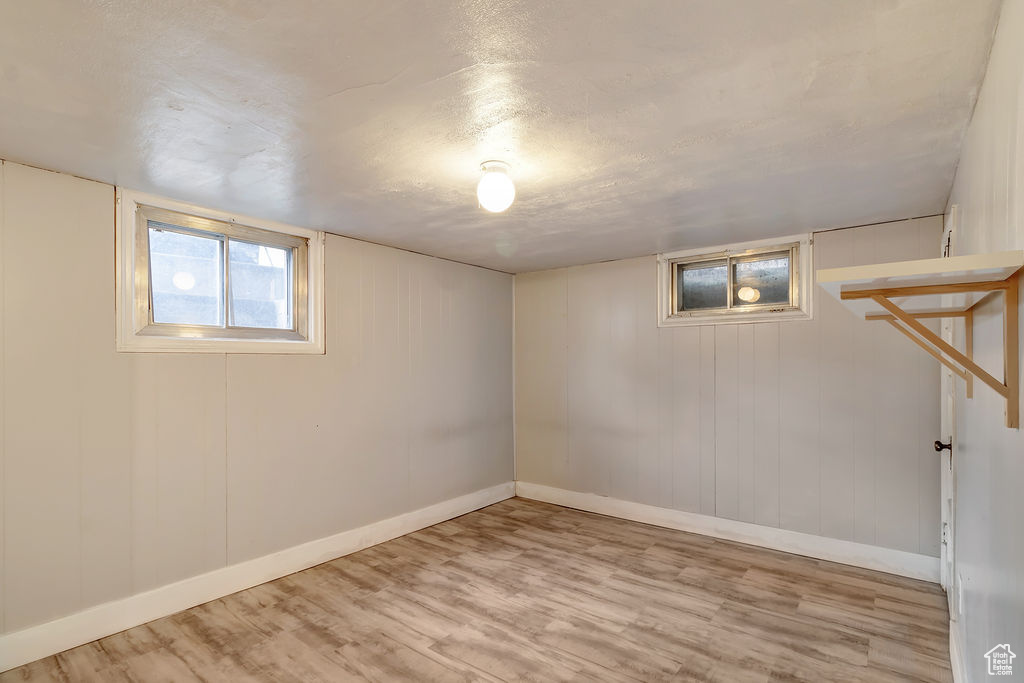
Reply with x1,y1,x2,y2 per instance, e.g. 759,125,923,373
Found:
515,482,940,582
0,482,514,673
657,233,814,327
949,620,966,683
115,189,327,354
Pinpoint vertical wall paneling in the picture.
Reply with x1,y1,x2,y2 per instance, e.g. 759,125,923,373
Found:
74,189,134,611
514,270,568,489
714,325,739,520
606,261,639,503
0,161,514,635
129,356,160,593
851,226,879,545
653,329,675,510
172,357,227,585
515,216,942,557
0,161,5,634
407,247,449,509
752,323,780,527
634,263,662,506
816,228,856,542
671,327,702,513
872,224,927,553
916,224,942,558
226,238,513,565
735,325,756,523
698,326,717,515
2,164,120,631
567,264,610,497
778,318,820,536
130,362,227,592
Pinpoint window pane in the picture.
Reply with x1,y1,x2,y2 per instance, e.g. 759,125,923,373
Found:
148,226,223,325
228,240,292,329
678,261,728,311
732,253,790,307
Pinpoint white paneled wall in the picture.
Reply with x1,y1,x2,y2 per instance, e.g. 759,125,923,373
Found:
225,237,514,564
0,161,514,634
944,2,1024,680
515,217,942,557
0,162,4,634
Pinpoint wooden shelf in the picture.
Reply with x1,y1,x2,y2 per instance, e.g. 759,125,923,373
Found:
818,251,1023,429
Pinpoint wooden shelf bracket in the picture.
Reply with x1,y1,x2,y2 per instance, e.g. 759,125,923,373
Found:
840,274,1019,429
818,251,1023,429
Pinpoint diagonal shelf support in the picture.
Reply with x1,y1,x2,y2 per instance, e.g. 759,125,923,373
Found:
860,281,1018,429
820,251,1023,429
871,295,1008,399
966,308,974,399
885,318,968,382
1004,274,1019,426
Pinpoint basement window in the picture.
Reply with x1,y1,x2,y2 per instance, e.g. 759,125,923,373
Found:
116,191,325,353
658,234,812,326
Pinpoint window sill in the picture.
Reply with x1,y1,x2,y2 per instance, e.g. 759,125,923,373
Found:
658,307,812,327
115,334,325,354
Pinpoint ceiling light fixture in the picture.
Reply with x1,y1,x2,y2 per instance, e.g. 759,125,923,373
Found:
477,160,515,213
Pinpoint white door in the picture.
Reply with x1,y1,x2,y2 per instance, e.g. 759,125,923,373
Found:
939,208,959,619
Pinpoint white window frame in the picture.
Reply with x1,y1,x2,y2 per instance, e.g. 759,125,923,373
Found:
657,233,813,327
116,189,326,353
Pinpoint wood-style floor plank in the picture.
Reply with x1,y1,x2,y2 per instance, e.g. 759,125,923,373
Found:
1,498,951,682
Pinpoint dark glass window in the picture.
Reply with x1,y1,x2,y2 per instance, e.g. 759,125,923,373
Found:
732,253,790,307
673,246,795,314
678,260,728,311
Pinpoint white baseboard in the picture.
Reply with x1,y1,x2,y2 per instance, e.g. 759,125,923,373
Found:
0,481,515,673
949,620,966,683
515,482,940,583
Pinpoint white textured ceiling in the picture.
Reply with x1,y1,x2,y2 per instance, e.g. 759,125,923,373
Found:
0,1,1002,272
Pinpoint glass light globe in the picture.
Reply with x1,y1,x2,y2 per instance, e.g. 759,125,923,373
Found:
477,163,515,213
736,286,760,303
172,271,196,291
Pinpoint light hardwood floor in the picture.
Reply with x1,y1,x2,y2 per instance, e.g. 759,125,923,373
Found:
2,498,952,682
